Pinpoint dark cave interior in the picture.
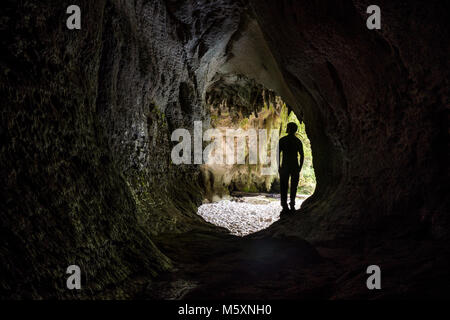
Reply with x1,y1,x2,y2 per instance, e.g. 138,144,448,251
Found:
1,0,449,299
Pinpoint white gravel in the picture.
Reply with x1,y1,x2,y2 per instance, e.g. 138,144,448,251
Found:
197,196,304,236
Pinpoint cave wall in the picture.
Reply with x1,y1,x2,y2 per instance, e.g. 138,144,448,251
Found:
96,0,208,234
202,93,283,200
0,0,177,299
1,0,250,298
1,0,448,299
250,0,449,242
94,0,289,231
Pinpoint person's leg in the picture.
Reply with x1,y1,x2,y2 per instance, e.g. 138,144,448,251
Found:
290,170,300,210
279,168,289,210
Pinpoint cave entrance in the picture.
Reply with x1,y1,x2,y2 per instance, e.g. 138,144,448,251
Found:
197,94,316,236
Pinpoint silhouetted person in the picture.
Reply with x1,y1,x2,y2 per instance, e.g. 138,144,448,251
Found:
278,122,304,213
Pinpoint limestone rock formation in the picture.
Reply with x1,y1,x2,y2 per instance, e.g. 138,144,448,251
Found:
201,93,283,200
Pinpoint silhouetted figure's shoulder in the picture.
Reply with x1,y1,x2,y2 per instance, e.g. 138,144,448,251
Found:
279,135,302,148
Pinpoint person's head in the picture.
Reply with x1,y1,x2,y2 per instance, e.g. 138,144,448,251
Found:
286,122,298,135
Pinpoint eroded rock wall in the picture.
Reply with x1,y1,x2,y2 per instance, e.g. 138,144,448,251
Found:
0,0,173,299
1,0,248,298
1,0,448,299
96,1,207,234
250,0,449,242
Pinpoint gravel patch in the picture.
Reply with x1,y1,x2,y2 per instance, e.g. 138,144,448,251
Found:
197,196,304,236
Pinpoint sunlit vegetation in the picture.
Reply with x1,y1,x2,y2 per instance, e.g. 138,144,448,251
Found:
206,96,315,196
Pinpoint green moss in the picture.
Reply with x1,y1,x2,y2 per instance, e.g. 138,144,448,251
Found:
239,117,249,127
243,184,259,193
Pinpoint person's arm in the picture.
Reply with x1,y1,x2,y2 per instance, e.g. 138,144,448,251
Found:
299,141,304,173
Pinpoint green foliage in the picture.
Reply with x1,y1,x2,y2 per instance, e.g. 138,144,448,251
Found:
239,117,249,127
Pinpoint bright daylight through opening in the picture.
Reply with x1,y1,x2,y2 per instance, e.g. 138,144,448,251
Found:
197,95,316,236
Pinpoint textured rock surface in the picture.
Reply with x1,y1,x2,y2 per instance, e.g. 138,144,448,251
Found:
0,0,248,299
0,0,174,299
249,0,449,243
1,0,449,299
201,94,283,199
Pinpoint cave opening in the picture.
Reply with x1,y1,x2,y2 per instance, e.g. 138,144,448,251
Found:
2,0,448,301
196,91,316,236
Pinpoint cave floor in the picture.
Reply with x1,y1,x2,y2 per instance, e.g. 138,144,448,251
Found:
144,229,336,299
196,194,306,236
138,224,450,300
